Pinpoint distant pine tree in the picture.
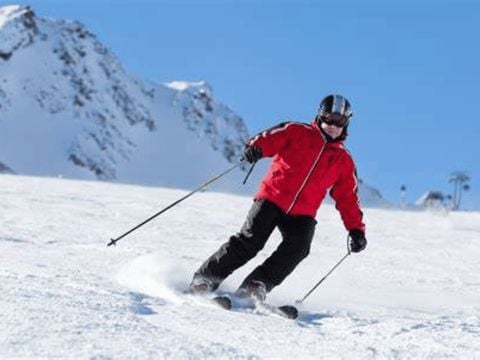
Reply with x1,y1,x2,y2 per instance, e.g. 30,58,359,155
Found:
449,171,470,210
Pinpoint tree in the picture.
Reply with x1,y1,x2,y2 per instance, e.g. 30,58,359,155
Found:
449,171,471,210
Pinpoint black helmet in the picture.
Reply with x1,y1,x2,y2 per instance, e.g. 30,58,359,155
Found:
317,94,353,126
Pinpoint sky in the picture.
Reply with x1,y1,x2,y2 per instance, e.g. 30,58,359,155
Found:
7,0,480,209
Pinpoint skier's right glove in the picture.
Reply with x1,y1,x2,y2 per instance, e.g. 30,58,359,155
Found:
349,229,367,253
243,146,262,164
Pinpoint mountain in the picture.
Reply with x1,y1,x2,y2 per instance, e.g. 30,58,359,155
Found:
0,160,14,173
0,5,250,191
358,179,392,208
1,173,479,358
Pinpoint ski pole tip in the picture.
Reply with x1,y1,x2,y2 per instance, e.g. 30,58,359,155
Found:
107,238,117,247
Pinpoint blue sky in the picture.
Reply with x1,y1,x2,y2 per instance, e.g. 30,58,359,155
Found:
13,0,480,209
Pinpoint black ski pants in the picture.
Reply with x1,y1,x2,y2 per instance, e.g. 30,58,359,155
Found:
193,199,316,293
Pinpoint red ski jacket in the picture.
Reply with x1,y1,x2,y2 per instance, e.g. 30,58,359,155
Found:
248,121,365,232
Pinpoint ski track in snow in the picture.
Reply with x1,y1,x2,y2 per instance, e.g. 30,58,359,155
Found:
1,174,479,359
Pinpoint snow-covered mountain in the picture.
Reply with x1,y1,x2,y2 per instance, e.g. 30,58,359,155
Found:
358,179,391,208
0,5,249,190
1,173,479,358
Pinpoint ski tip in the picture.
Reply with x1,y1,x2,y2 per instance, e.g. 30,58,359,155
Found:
212,296,232,310
278,305,299,319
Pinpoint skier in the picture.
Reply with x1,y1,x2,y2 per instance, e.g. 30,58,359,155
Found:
190,94,367,302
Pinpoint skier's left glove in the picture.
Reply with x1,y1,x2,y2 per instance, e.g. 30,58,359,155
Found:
349,229,367,253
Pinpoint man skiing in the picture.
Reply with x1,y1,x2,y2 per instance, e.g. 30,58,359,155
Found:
190,94,367,302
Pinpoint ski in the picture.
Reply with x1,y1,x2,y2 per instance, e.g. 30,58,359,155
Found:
256,302,299,319
185,287,298,319
211,295,232,310
182,290,233,310
278,305,299,319
212,295,298,319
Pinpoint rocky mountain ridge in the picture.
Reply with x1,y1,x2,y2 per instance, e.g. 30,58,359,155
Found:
0,5,249,187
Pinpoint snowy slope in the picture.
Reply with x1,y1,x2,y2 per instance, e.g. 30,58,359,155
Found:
0,5,249,191
1,173,479,359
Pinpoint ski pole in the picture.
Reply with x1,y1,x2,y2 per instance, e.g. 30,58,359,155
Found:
295,236,352,304
107,162,243,247
242,161,256,185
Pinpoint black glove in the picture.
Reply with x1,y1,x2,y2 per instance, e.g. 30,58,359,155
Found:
243,146,262,164
349,229,367,253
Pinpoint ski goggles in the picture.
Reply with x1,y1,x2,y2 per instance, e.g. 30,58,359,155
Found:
320,113,349,128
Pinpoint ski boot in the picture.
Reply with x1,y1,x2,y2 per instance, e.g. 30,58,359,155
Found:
189,277,214,295
236,280,267,303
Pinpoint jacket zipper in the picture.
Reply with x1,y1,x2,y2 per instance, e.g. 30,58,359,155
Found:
286,139,326,214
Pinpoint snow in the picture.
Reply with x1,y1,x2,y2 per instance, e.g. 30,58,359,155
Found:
0,5,22,29
1,173,479,358
165,81,206,92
